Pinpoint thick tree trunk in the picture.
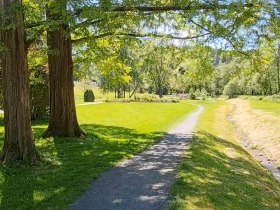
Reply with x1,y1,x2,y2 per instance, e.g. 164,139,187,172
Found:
276,44,280,93
0,0,39,164
0,59,3,109
43,6,84,138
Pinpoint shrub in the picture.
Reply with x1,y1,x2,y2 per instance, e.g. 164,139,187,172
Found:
201,88,208,99
84,89,95,102
190,93,196,100
29,65,49,121
105,94,179,103
189,87,194,94
195,89,201,98
223,78,239,98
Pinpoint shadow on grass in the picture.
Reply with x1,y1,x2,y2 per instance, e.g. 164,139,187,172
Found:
169,131,280,210
0,124,165,210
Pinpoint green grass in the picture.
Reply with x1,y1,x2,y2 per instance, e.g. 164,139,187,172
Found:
250,99,280,117
169,99,280,210
74,82,121,104
0,102,195,210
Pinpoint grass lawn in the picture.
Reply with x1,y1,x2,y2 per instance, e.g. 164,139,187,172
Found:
0,102,195,210
74,82,119,104
169,99,280,210
249,99,280,117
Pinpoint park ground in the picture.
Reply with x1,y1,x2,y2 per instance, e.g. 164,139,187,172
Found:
0,91,280,209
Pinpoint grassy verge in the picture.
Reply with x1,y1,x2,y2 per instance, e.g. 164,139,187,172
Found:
0,102,195,210
74,82,121,104
249,99,280,117
169,99,280,210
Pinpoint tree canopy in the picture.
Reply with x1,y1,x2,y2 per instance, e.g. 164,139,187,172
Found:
0,0,279,164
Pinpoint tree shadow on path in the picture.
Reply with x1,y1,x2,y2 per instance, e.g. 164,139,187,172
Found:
0,123,165,210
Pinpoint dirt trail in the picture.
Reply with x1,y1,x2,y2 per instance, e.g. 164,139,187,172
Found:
69,106,204,210
227,99,280,182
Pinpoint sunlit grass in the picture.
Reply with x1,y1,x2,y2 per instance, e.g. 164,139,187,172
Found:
0,101,195,210
74,82,120,104
228,98,280,167
250,99,280,117
169,99,280,210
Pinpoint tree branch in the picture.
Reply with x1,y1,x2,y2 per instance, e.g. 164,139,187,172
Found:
27,3,255,28
25,28,45,50
189,20,250,56
75,3,254,15
72,32,211,44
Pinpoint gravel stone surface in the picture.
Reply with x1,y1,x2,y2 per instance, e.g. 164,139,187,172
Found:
69,105,204,210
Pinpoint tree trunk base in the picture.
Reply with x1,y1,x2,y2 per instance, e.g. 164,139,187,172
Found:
0,149,40,165
42,126,85,138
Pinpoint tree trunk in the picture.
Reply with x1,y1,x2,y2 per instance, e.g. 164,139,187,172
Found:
158,84,163,98
276,44,280,93
43,5,84,138
0,59,3,109
0,0,39,164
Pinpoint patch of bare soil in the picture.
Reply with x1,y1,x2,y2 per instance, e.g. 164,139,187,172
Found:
227,99,280,182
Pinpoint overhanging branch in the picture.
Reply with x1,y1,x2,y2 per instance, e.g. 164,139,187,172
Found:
75,3,254,15
27,3,255,29
190,19,250,56
72,32,211,44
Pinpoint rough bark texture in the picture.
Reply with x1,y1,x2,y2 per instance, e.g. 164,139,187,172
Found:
0,0,39,164
43,6,84,138
0,59,3,109
277,44,280,93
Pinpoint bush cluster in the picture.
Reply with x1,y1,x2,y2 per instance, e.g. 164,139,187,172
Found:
105,94,179,103
84,89,95,102
188,88,208,100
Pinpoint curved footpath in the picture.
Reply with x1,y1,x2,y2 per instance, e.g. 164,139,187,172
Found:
69,105,204,210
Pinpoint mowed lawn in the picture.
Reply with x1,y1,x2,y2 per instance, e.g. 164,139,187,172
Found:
169,100,280,210
250,99,280,117
0,102,195,210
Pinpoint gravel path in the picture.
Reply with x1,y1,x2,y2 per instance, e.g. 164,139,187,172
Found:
69,105,204,210
76,102,104,106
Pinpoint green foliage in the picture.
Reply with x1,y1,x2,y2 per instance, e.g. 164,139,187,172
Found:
223,78,239,98
195,89,201,98
201,88,208,99
29,65,49,120
143,42,185,97
189,93,196,100
105,94,179,103
84,89,95,102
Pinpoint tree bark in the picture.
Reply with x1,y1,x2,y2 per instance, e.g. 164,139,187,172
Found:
43,5,84,138
276,44,280,93
0,0,39,164
158,86,163,98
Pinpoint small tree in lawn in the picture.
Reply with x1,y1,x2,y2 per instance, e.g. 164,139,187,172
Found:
84,90,95,102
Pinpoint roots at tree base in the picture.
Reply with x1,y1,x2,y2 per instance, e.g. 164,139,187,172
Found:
42,126,85,138
0,147,40,165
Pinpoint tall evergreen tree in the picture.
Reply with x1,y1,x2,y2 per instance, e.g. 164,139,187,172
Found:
0,0,39,164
